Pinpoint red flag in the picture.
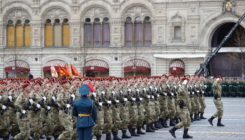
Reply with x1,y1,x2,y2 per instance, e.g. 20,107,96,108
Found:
64,64,72,78
70,64,82,77
88,82,94,92
58,64,67,76
50,62,58,78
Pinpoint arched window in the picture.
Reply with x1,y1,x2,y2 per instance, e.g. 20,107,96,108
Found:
45,18,70,47
7,19,31,47
84,17,110,47
125,16,152,46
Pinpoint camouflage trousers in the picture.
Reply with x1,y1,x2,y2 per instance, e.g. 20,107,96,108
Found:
159,97,169,120
8,108,19,136
154,100,161,122
30,111,42,140
41,110,54,139
143,101,154,124
174,97,180,119
119,104,129,131
14,112,31,140
0,109,10,137
190,97,196,115
103,107,113,134
213,98,223,119
53,108,64,136
111,105,121,132
128,103,138,129
194,94,200,114
199,95,206,113
93,108,104,136
137,103,145,127
175,107,191,130
167,97,176,119
58,110,73,140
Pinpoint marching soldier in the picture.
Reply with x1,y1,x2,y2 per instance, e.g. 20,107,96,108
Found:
208,76,225,127
169,78,193,139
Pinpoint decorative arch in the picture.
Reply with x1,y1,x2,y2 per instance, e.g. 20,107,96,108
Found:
40,6,70,21
169,59,185,75
124,59,151,72
3,7,32,23
80,4,111,20
4,59,30,72
84,59,109,72
121,3,153,18
122,56,153,68
200,12,245,49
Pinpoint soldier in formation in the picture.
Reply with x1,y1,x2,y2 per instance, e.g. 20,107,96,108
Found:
0,74,212,140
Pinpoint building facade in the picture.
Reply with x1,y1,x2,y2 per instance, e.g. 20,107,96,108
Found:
0,0,244,78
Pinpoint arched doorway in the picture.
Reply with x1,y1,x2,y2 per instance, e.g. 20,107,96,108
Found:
209,22,244,77
124,59,151,77
169,59,184,75
43,60,67,77
84,60,109,77
5,60,30,78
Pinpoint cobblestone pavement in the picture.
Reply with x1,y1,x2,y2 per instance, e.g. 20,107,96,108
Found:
2,97,245,140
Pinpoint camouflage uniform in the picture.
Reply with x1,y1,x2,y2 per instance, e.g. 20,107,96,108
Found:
166,81,176,126
159,81,169,127
103,86,113,139
57,90,74,140
14,92,31,140
0,89,10,139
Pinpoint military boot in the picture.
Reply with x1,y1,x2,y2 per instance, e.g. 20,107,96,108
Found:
137,126,145,135
175,118,180,124
146,124,155,132
127,126,132,134
122,130,131,138
47,138,51,140
150,122,158,130
141,124,145,130
217,118,225,126
200,113,207,119
96,135,101,140
154,122,161,129
208,116,215,126
169,127,178,138
3,136,9,140
194,114,200,121
157,119,163,128
112,131,122,140
162,119,169,128
131,128,140,136
54,135,59,140
183,129,193,138
106,133,112,140
169,119,176,126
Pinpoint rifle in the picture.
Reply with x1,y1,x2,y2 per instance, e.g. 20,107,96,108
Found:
131,93,136,106
107,93,113,108
33,98,45,113
115,93,120,108
64,97,73,114
98,96,103,111
45,100,54,115
19,102,31,119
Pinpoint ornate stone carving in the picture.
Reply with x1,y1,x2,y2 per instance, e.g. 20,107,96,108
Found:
33,0,39,6
80,5,110,19
42,6,69,21
202,9,220,22
4,8,31,23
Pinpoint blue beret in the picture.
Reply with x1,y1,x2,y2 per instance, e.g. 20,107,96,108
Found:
79,84,90,95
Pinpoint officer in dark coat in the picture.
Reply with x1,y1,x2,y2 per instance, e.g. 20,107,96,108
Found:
72,84,97,140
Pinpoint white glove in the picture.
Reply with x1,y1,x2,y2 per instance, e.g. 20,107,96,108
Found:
42,96,47,102
124,98,128,102
2,105,7,110
128,89,131,92
147,95,150,98
143,88,146,91
66,104,71,108
29,99,34,105
8,96,13,102
52,96,56,102
99,102,103,106
174,86,176,89
0,95,2,100
132,98,136,101
136,89,139,92
71,94,75,101
36,104,41,109
112,91,115,95
92,92,96,97
150,86,152,89
22,110,26,114
188,92,190,95
47,106,51,110
107,101,112,104
101,91,105,95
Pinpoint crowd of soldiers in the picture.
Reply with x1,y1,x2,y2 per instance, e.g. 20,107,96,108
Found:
0,74,216,140
205,78,245,97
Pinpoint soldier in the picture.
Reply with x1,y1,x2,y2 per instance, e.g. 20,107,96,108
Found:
56,80,74,140
198,75,207,119
28,81,44,140
159,75,169,128
11,83,32,140
119,79,131,138
166,75,176,126
127,77,141,137
0,81,11,140
169,78,193,139
208,76,225,127
136,78,146,134
193,75,201,121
